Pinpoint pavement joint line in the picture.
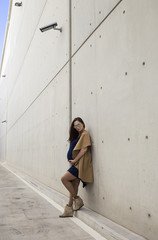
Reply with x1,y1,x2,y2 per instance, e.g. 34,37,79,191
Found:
0,162,107,240
0,186,27,190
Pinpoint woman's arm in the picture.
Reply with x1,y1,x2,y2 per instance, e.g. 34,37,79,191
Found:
69,147,88,165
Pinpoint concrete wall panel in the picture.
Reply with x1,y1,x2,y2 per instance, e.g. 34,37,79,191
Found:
0,79,7,162
0,135,6,162
6,0,69,130
72,0,120,53
3,0,47,98
0,79,7,122
72,0,158,239
7,65,69,194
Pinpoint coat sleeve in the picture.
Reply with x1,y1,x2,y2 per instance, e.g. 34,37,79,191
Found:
73,131,91,151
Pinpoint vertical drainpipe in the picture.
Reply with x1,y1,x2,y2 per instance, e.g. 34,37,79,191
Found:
69,0,72,125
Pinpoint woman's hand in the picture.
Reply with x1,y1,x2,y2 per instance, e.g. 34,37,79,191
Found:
69,147,88,166
69,160,76,165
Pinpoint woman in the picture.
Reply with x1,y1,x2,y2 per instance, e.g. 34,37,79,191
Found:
60,117,93,217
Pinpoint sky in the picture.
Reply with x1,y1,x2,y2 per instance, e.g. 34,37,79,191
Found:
0,0,10,64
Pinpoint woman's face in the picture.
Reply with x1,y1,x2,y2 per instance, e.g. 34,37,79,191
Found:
73,120,84,133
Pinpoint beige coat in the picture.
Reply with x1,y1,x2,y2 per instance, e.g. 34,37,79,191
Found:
72,130,93,183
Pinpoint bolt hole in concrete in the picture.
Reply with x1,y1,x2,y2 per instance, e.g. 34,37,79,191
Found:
123,10,125,14
125,72,128,75
145,136,148,139
99,11,101,14
148,213,151,218
142,62,145,66
129,207,132,211
99,35,101,38
128,138,130,141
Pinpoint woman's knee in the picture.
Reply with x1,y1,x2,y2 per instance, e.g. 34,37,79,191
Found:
61,172,76,184
61,175,65,183
61,173,69,183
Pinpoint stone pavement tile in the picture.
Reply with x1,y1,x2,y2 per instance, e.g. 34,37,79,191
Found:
0,165,95,240
0,217,95,240
0,167,24,188
0,186,56,212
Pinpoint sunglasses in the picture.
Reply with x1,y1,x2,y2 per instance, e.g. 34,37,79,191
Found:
74,123,81,129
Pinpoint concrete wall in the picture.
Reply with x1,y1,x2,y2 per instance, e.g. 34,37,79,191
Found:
0,0,158,239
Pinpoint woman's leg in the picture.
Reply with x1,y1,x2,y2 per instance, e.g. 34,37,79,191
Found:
73,178,80,195
68,178,80,207
61,172,78,206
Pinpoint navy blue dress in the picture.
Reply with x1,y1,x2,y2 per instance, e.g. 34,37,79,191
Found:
67,137,80,178
67,137,87,187
67,137,80,161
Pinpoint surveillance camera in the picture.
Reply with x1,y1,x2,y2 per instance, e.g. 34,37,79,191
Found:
40,23,58,32
2,120,7,123
15,2,22,7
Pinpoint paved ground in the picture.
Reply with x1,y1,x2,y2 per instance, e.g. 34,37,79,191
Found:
0,165,95,240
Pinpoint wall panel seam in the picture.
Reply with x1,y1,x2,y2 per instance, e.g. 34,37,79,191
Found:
7,60,70,133
71,0,123,59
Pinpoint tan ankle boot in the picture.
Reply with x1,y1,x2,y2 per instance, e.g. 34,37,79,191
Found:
59,205,73,217
73,196,84,211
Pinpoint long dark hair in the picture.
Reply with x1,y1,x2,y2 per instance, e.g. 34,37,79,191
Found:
68,117,85,142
